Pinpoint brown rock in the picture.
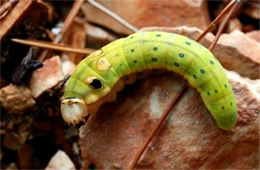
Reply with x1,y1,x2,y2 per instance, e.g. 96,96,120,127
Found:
246,30,260,43
82,0,210,34
79,69,259,169
45,150,75,170
213,30,260,79
29,56,64,98
0,84,35,114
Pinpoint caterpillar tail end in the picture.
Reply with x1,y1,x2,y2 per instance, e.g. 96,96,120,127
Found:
61,98,88,125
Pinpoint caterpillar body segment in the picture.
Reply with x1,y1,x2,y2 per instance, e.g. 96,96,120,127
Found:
61,31,237,130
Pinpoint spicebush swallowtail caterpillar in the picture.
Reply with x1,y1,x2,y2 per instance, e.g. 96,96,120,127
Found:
61,31,237,130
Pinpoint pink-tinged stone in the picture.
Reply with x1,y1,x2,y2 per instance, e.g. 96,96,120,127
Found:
79,70,259,169
45,150,75,170
213,30,260,79
82,0,210,34
0,84,35,114
246,30,260,43
29,56,64,98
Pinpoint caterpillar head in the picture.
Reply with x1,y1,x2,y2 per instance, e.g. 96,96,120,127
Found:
61,98,88,125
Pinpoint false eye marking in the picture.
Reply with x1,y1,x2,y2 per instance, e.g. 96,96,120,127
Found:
97,57,111,71
85,76,103,90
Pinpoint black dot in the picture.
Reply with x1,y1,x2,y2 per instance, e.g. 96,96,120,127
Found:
215,89,218,93
133,60,137,63
193,74,197,79
179,53,184,57
200,69,205,74
120,63,123,66
131,49,134,52
230,102,233,106
207,92,210,96
156,34,161,37
130,36,134,39
222,106,225,110
124,76,129,80
152,69,159,73
153,47,158,51
185,41,191,45
90,79,103,89
210,60,214,64
115,54,119,57
224,84,227,88
174,62,179,67
152,58,157,62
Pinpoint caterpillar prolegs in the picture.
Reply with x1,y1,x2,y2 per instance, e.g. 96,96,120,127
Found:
61,31,237,130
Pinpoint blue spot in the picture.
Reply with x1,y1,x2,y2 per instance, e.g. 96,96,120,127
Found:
179,53,184,58
210,60,214,64
156,34,161,37
200,69,205,74
152,58,157,62
153,47,158,51
185,41,191,45
174,62,179,67
193,74,197,79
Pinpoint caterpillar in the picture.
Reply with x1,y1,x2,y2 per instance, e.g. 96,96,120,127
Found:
61,31,237,130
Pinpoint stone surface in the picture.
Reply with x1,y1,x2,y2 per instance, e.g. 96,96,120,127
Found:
0,84,35,114
45,150,75,170
29,56,64,98
79,70,259,169
246,30,260,42
213,30,260,79
82,0,210,34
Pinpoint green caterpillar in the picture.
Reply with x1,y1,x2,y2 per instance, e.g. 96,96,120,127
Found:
61,31,237,130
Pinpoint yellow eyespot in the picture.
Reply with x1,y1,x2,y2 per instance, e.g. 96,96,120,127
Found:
85,76,103,90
